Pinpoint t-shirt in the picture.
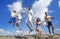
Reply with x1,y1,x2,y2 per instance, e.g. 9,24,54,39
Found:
11,11,16,17
17,13,22,19
27,9,33,19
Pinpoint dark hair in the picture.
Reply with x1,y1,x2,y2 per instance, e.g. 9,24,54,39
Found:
36,18,41,22
13,11,16,13
45,12,47,14
29,6,32,8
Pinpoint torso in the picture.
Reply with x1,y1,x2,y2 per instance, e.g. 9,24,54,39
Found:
17,13,22,20
36,22,41,26
45,16,51,22
27,9,33,19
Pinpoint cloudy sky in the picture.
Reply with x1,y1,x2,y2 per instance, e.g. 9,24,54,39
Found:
0,0,60,36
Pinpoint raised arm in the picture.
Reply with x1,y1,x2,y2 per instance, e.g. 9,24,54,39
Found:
50,16,55,19
21,8,28,13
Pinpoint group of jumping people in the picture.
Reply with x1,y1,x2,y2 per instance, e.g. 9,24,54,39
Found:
8,6,55,37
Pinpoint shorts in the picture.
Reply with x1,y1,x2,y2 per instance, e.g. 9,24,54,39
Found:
10,17,16,23
47,21,53,28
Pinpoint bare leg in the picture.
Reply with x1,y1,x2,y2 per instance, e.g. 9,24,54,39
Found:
37,27,42,37
48,27,51,34
39,28,42,37
40,30,42,37
38,31,42,38
38,32,40,37
52,25,55,34
16,22,20,30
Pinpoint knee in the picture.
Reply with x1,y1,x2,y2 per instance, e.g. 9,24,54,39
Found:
39,30,42,33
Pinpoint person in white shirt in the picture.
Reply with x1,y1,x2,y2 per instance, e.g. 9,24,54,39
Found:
8,7,17,26
26,6,34,33
16,12,22,30
44,12,55,34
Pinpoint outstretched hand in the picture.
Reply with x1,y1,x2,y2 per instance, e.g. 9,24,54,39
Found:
51,18,55,19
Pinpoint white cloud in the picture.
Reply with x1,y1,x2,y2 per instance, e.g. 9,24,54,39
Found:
16,30,22,33
32,0,52,21
15,30,25,36
0,29,4,33
49,10,53,13
0,29,12,36
55,28,60,31
58,1,60,7
55,28,60,34
15,30,37,36
29,31,37,35
7,1,22,13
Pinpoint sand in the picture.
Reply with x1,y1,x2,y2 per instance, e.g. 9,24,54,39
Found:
0,35,60,39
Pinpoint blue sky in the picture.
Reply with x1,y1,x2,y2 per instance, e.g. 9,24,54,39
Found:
0,0,60,36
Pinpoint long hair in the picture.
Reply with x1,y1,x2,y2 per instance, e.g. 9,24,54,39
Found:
36,18,41,22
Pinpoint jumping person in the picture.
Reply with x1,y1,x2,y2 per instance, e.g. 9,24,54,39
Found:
16,12,22,30
26,6,34,33
44,12,55,34
35,18,42,37
16,8,27,30
8,7,17,26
